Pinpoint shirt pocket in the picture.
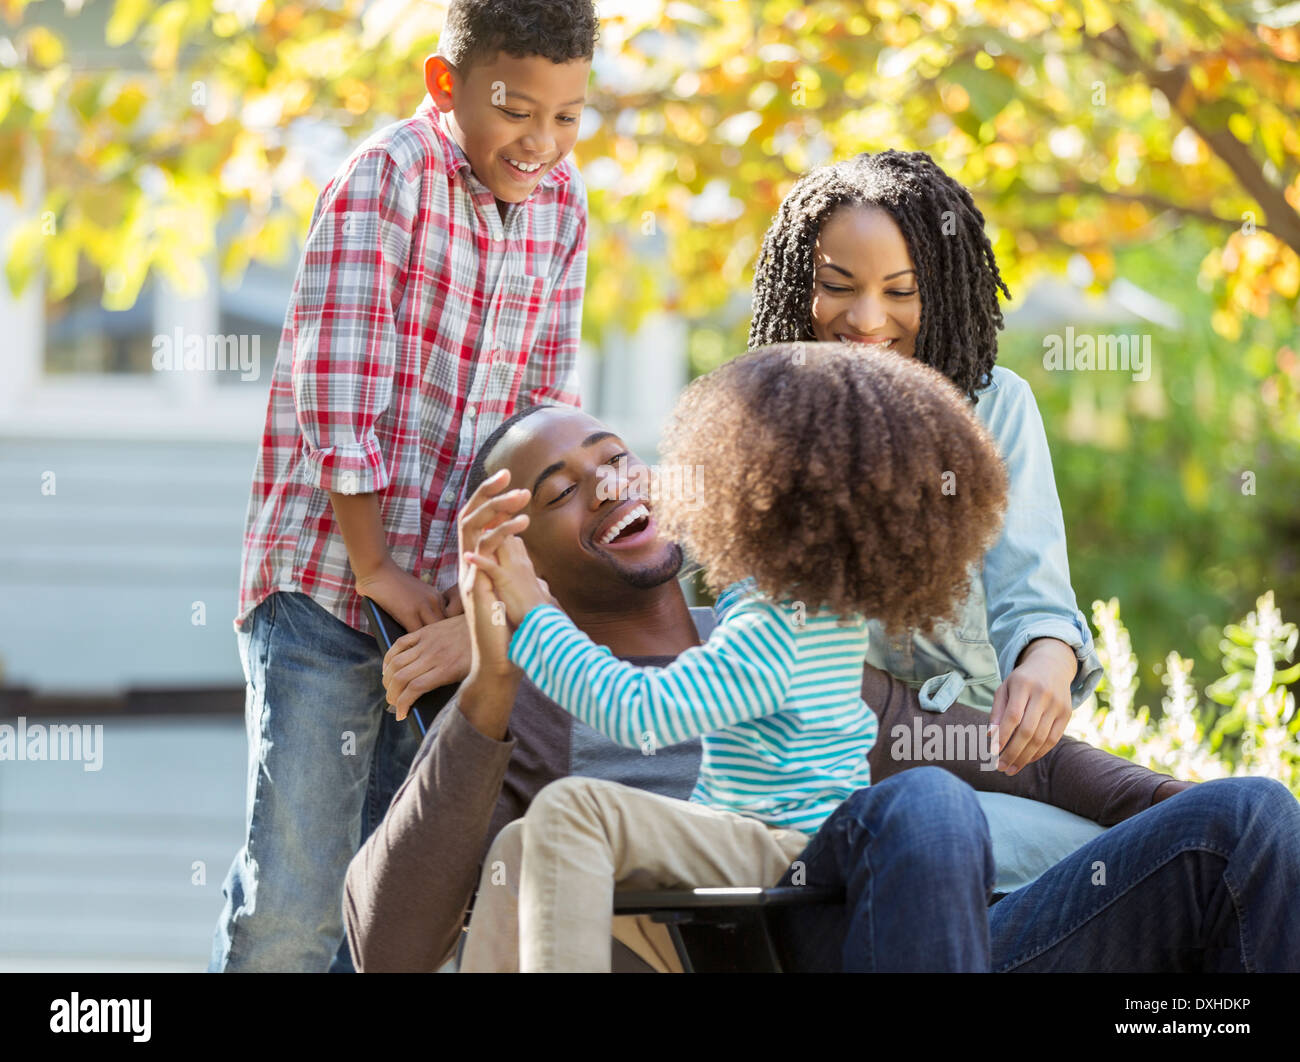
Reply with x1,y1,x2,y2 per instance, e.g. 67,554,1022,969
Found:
908,631,1003,712
951,574,991,645
490,273,548,361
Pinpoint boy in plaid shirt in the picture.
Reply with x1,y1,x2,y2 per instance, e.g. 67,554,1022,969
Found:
210,0,597,972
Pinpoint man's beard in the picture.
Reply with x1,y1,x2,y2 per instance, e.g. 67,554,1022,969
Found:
605,541,685,590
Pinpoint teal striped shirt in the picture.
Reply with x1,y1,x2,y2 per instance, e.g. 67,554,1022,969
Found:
507,579,877,833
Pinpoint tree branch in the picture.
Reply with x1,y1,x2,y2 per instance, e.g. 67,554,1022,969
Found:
1015,184,1272,235
1087,23,1300,256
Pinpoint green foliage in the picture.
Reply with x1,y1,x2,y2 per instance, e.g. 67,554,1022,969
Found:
999,223,1299,708
1069,592,1300,796
2,0,1299,336
1,2,1295,701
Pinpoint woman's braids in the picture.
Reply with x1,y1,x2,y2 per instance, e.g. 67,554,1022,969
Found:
748,150,1011,402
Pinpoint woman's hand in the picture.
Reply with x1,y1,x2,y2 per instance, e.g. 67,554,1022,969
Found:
991,637,1078,775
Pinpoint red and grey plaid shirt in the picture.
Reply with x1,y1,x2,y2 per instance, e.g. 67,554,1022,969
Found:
237,99,586,633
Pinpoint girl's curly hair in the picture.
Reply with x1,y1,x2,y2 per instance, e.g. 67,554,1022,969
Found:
748,150,1010,402
657,342,1008,636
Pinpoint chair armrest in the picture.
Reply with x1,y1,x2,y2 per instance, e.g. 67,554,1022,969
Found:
613,886,846,972
613,885,843,915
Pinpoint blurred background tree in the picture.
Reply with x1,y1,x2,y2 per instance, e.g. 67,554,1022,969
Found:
1,0,1297,706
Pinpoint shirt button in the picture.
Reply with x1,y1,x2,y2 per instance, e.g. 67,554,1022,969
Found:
441,489,457,506
466,404,477,419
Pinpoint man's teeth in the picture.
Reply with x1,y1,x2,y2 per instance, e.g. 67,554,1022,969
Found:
506,158,542,173
600,504,649,545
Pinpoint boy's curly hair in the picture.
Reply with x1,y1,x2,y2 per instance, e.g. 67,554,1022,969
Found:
656,342,1008,636
441,0,599,70
748,150,1010,402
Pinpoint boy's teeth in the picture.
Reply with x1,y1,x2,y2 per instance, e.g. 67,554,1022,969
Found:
600,504,649,545
507,158,542,173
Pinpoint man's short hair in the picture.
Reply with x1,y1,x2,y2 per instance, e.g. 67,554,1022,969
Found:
464,403,556,501
440,0,599,72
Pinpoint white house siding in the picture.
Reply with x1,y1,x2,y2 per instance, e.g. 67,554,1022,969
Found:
0,437,256,693
0,715,245,971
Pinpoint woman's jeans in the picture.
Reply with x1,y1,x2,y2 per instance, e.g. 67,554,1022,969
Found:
770,767,1300,972
208,591,421,972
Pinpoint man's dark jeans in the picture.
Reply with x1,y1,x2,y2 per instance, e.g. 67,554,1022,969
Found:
770,767,1300,972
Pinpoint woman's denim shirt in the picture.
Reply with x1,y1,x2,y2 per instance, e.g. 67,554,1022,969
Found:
863,366,1103,714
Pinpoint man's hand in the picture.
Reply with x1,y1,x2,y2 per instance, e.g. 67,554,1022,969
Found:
382,614,471,720
990,637,1078,775
465,534,554,629
457,468,532,684
355,562,446,632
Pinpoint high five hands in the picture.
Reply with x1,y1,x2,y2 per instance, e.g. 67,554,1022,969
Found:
459,469,558,656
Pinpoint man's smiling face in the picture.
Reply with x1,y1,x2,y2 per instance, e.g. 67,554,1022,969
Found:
484,407,684,607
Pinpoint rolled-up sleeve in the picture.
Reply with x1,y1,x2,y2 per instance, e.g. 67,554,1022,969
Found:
291,147,417,494
979,372,1102,709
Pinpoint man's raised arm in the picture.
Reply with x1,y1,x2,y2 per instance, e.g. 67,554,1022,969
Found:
344,466,541,969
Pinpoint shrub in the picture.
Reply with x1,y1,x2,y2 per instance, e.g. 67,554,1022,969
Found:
1067,592,1300,796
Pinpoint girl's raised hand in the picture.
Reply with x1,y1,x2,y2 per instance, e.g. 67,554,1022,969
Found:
465,535,554,629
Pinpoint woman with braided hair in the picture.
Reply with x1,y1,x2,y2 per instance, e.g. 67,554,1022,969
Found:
751,148,1094,778
732,150,1300,974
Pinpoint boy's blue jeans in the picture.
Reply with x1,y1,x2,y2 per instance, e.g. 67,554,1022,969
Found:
770,767,1300,972
208,591,421,972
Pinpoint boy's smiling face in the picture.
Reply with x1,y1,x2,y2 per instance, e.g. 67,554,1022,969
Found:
426,51,590,208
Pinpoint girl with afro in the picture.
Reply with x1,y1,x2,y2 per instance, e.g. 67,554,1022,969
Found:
459,342,1010,971
750,149,1102,777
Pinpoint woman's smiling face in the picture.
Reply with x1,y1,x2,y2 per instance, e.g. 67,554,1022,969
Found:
809,205,922,359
